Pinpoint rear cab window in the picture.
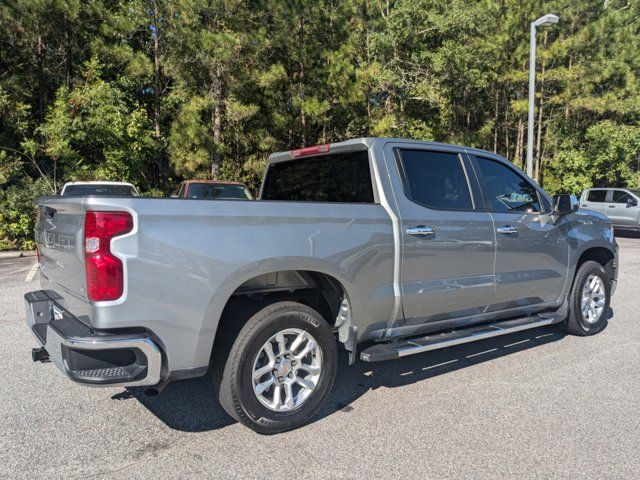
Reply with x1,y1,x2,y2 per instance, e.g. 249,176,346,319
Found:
587,190,608,202
261,150,374,203
62,184,137,197
187,183,252,200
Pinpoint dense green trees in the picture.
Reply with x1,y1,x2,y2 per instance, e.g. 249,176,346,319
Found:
1,0,639,249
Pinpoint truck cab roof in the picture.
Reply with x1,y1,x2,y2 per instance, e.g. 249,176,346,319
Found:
267,137,503,164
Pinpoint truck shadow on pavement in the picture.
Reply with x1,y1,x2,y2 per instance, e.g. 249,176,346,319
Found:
614,229,640,239
113,315,612,432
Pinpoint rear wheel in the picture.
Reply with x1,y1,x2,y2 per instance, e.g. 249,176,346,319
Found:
565,260,611,336
216,301,337,434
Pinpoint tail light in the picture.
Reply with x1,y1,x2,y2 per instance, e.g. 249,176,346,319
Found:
84,211,133,301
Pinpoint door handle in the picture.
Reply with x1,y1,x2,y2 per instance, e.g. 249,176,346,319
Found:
406,226,435,237
608,205,616,208
496,225,518,235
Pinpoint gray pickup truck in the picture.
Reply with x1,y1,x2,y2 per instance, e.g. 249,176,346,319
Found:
26,138,618,433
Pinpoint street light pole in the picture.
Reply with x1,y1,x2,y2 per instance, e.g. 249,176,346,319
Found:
526,14,559,181
526,23,537,179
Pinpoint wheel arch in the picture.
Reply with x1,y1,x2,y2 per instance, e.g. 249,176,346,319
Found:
571,242,617,288
575,245,615,275
197,259,358,369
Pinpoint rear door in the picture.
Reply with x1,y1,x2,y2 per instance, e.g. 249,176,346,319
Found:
581,189,609,215
470,155,569,311
607,189,640,227
389,146,496,325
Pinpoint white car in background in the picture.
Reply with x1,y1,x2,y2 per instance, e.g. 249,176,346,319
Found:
59,181,140,197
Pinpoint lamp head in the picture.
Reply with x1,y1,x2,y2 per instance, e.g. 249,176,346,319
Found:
534,14,559,27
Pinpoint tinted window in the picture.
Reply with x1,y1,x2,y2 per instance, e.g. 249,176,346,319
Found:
612,190,634,204
187,183,252,199
475,157,540,213
587,190,607,202
62,185,137,196
397,150,473,210
261,151,374,203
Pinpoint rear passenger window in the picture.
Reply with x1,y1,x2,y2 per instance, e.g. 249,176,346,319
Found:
261,151,374,203
475,156,541,213
587,190,607,202
397,150,473,210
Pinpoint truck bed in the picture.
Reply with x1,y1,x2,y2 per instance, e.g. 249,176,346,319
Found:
35,195,395,374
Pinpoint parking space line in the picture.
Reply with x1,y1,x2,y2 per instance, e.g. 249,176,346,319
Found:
25,263,39,282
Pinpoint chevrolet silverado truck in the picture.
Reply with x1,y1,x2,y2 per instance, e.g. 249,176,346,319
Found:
26,138,618,434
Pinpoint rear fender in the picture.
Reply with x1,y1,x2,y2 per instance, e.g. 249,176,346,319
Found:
194,258,358,368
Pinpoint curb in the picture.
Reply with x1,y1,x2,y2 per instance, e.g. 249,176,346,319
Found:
0,251,36,260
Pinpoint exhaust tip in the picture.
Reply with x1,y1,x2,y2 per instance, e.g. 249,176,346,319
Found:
144,379,170,397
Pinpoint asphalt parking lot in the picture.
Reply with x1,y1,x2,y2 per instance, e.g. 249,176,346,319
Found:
1,234,639,479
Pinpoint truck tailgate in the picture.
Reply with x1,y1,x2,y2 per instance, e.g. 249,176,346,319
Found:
35,198,87,300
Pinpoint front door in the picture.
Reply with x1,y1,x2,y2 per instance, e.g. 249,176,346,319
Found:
391,147,496,325
607,190,640,228
471,155,570,311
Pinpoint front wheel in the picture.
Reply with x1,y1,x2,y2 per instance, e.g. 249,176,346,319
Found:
216,301,337,434
565,260,611,336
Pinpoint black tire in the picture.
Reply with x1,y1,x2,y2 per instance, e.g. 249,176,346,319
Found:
565,260,611,336
216,301,337,434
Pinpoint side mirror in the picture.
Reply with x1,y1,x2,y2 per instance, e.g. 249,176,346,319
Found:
627,197,638,207
552,194,579,215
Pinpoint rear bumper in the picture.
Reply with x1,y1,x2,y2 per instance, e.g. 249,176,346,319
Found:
25,290,162,387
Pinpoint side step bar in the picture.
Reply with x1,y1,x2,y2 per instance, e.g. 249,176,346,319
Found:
360,314,562,362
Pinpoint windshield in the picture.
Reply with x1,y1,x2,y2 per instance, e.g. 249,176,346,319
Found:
187,183,252,200
62,184,137,196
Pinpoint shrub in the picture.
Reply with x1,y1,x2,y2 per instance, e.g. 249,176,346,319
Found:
0,178,50,251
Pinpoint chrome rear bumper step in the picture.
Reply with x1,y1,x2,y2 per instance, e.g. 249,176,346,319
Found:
25,290,162,387
360,314,562,362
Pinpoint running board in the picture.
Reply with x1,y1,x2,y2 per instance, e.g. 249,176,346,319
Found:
360,314,562,362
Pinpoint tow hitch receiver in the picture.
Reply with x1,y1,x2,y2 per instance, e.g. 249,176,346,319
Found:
32,347,50,363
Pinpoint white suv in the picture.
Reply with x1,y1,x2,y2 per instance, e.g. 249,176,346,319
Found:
59,181,139,197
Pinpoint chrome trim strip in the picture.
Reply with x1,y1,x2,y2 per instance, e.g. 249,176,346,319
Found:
406,226,435,237
496,225,519,235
